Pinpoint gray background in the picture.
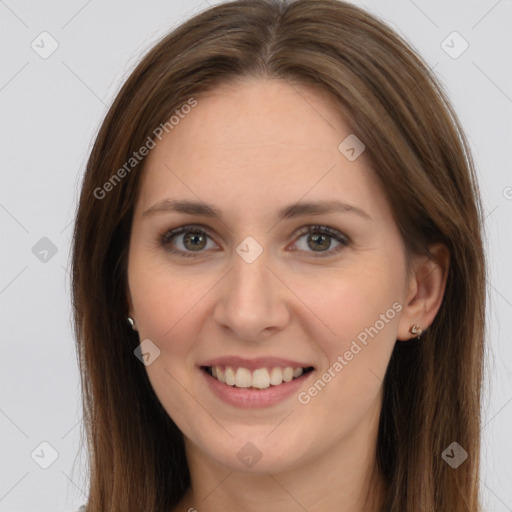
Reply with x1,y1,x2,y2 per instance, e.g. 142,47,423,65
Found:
0,0,511,511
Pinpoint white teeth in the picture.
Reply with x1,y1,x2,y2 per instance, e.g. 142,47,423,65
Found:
252,368,271,389
269,367,283,385
282,367,294,382
293,367,303,378
224,366,236,386
210,365,308,388
235,367,252,388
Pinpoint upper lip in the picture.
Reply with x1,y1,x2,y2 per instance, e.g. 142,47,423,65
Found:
199,356,314,371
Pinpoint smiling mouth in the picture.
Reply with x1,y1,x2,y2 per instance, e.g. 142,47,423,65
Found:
201,365,314,389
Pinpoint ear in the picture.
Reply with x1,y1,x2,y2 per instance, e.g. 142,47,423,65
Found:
397,243,450,341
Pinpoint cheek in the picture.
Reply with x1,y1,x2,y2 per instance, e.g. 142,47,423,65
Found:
292,263,402,411
292,261,403,356
298,259,403,415
128,251,212,341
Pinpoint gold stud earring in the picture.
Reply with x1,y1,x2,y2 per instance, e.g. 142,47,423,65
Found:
409,324,422,339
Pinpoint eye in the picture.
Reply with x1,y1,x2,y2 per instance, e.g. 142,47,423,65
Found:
290,225,349,257
159,224,349,258
160,224,218,258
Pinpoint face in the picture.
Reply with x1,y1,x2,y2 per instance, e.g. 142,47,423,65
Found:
127,78,413,474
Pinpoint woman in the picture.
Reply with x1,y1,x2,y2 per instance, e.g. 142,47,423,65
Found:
71,0,486,511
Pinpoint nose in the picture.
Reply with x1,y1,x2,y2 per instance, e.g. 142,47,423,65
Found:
213,249,291,342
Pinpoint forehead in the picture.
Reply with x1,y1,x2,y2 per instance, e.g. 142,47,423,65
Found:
163,78,352,156
135,78,385,222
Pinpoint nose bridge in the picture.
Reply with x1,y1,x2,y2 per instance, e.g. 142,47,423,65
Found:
213,239,289,339
232,245,270,303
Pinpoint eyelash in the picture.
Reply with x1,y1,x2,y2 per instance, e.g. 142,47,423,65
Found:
159,224,350,258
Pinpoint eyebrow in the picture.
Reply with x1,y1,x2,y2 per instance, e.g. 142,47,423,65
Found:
142,199,372,221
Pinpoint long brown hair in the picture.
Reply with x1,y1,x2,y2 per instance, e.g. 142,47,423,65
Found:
71,1,487,510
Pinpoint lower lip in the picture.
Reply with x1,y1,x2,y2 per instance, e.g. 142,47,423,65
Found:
201,368,314,408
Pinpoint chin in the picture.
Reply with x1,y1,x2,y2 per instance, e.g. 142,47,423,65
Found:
187,424,317,474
